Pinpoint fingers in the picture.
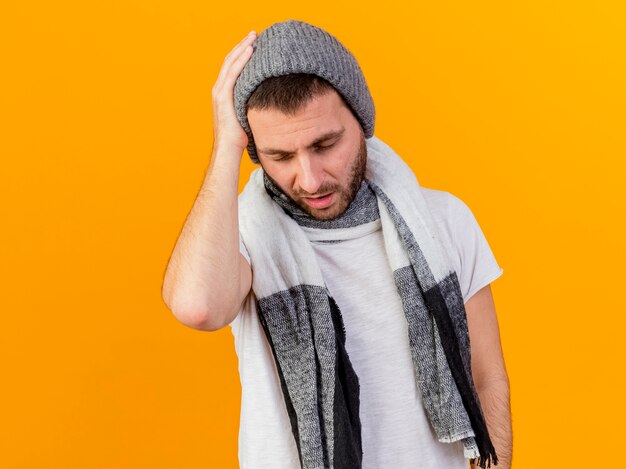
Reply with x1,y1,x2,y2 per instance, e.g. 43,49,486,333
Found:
210,30,258,150
223,30,256,64
221,43,254,90
214,31,257,92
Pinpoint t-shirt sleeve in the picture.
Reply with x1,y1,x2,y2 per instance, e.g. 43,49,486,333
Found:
228,233,252,330
239,232,251,264
446,193,504,304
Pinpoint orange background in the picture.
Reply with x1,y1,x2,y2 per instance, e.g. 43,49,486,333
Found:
2,1,625,468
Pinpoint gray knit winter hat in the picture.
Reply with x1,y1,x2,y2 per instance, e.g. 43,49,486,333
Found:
234,19,375,164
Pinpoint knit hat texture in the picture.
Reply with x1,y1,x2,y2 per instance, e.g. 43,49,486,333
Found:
234,19,375,164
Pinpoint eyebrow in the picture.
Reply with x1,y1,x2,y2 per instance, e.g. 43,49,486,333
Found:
258,128,345,157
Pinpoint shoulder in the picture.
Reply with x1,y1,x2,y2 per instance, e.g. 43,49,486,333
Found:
421,187,504,303
420,187,475,245
421,187,473,218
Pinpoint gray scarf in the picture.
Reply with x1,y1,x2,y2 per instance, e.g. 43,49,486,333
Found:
238,136,498,468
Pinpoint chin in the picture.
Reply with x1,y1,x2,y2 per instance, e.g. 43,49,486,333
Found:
310,211,338,221
306,203,348,221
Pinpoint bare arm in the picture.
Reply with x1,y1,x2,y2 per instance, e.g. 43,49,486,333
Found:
161,31,257,331
466,284,513,468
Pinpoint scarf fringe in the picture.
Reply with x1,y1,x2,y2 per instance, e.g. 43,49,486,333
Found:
470,450,499,468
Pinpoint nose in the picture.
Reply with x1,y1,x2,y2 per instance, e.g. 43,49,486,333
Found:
294,154,324,195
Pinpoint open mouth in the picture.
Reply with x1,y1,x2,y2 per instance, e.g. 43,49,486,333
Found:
303,192,334,209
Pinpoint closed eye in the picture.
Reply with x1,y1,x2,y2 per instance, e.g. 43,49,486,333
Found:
314,143,334,152
271,142,335,161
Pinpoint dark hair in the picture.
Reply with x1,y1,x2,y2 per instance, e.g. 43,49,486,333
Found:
246,73,354,118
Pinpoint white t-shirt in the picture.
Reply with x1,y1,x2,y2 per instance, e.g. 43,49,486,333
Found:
229,188,504,469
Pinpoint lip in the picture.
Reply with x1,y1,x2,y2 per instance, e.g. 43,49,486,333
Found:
303,192,334,209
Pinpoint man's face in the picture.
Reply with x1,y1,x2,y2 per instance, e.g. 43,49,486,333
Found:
247,89,367,221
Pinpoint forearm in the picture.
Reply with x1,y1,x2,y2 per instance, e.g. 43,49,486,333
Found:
162,143,243,329
471,378,513,468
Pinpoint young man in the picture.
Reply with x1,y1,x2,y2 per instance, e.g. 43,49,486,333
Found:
162,20,512,469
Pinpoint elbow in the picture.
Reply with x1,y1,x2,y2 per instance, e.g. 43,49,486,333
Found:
170,303,225,332
161,289,223,332
164,298,228,332
174,307,213,331
161,276,240,332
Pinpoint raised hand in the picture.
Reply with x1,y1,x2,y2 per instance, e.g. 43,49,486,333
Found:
211,30,257,154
